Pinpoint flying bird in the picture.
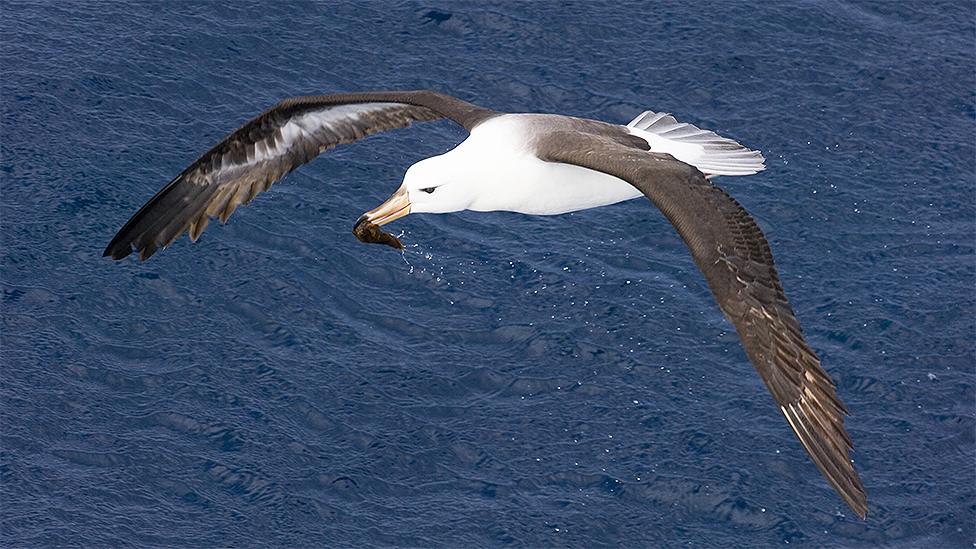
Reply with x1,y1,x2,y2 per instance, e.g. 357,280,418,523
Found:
104,90,867,518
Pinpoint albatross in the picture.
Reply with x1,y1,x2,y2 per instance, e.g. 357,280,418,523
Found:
104,90,867,518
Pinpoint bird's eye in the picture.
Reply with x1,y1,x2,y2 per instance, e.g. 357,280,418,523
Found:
420,187,436,194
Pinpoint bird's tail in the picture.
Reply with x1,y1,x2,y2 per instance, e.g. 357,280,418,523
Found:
626,110,765,177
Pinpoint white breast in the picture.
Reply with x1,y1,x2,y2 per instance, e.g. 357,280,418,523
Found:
453,115,643,216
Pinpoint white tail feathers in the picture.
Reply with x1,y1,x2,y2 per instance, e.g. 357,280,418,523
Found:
626,110,765,177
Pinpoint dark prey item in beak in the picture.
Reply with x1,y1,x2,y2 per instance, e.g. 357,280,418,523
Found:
353,215,404,249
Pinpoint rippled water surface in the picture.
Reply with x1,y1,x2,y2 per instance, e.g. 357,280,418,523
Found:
2,1,974,547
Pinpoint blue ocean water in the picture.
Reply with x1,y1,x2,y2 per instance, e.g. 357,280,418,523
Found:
2,1,973,546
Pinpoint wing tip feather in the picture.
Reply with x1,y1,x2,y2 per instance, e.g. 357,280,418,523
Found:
781,403,868,520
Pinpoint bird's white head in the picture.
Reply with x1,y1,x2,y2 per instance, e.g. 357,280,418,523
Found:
401,155,476,215
358,154,474,228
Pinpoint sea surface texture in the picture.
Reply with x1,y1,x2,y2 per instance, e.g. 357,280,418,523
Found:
2,1,974,547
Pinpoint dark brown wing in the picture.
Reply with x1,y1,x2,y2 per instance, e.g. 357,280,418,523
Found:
536,130,867,519
104,90,496,260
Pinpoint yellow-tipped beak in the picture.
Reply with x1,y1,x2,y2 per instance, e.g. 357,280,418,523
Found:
360,186,411,226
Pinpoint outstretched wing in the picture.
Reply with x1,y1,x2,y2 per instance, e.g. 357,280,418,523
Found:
104,90,496,260
537,130,867,519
